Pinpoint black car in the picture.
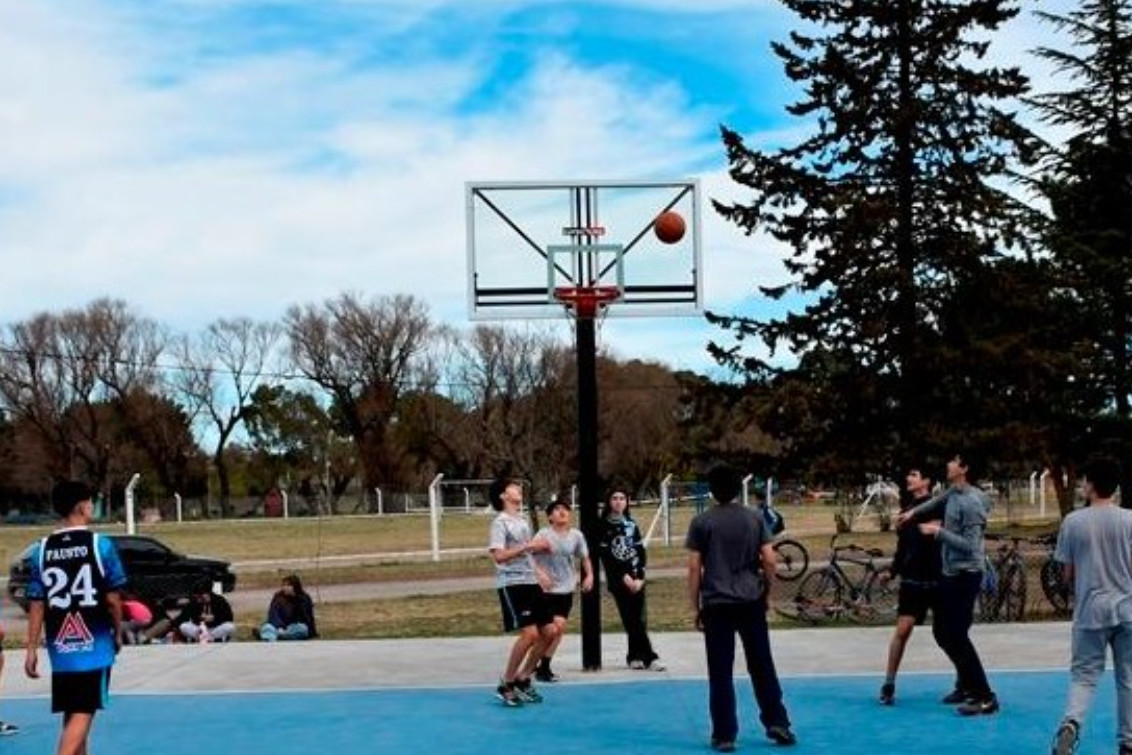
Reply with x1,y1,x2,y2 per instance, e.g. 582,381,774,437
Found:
7,534,237,612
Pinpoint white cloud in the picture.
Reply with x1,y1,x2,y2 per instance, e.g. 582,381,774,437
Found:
0,0,1089,378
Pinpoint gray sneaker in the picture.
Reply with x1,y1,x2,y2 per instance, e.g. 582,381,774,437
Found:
512,679,543,704
1051,720,1079,755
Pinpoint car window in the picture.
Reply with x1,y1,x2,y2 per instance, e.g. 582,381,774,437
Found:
113,537,176,559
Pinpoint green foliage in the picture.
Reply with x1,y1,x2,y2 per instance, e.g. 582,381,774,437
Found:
711,0,1035,479
1029,0,1132,507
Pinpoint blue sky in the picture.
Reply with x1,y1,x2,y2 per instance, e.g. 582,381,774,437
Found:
0,0,1076,376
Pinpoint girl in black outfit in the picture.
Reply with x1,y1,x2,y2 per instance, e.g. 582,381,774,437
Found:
597,488,664,670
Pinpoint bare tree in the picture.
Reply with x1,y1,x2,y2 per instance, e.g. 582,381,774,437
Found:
446,324,574,498
175,318,282,517
0,299,166,497
284,293,434,494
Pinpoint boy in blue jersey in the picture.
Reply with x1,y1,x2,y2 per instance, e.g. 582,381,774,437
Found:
24,481,127,755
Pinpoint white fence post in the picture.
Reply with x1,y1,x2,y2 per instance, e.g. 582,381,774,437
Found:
1029,471,1038,508
428,474,444,562
741,474,753,507
767,477,775,507
660,474,673,547
1040,469,1050,517
282,490,290,519
125,473,141,535
174,492,183,523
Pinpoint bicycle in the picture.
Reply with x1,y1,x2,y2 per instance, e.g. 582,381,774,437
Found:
777,534,896,624
773,538,809,582
979,534,1026,622
1033,532,1071,616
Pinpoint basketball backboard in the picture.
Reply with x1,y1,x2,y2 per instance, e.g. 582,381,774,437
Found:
466,180,702,320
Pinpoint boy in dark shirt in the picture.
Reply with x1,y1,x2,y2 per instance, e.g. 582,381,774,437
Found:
880,466,943,705
687,464,795,751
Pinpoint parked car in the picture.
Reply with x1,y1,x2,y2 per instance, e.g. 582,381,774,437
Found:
7,534,237,613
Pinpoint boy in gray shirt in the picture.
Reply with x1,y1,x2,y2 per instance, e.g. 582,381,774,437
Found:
1051,456,1132,755
487,478,556,706
897,452,998,715
532,497,593,682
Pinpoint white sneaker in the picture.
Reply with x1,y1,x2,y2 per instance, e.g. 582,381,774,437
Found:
628,660,646,670
647,660,666,672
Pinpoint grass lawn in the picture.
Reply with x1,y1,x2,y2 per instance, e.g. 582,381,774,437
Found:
0,499,1061,641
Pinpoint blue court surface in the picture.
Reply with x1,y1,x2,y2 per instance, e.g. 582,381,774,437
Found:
0,670,1117,753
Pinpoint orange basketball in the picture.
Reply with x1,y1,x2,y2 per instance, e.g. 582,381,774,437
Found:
654,211,686,244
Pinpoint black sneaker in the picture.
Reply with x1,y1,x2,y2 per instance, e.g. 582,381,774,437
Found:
879,682,895,706
1051,719,1079,755
941,688,972,704
711,739,736,753
767,725,797,746
495,682,521,707
0,721,17,736
957,694,999,716
534,664,559,683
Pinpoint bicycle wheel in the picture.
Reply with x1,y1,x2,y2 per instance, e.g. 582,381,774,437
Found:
1040,557,1071,616
997,563,1026,622
792,568,843,623
862,572,899,623
976,562,1000,622
773,539,809,582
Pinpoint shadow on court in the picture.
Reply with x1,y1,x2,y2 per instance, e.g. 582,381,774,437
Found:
0,670,1116,754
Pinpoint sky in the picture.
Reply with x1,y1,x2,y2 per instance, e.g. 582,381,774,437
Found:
0,0,1078,377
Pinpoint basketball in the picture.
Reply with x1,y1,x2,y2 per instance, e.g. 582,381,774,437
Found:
654,211,685,244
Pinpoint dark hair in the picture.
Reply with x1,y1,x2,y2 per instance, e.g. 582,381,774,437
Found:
706,463,743,504
600,485,632,519
544,494,571,516
192,577,214,596
1083,456,1121,499
50,480,92,519
955,452,985,483
282,574,306,596
488,478,519,512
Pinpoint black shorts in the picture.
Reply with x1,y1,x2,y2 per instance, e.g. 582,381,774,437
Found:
897,582,938,624
545,592,574,620
498,584,553,632
52,668,111,714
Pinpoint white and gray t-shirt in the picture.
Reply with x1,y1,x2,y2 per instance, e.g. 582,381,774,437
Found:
488,512,538,587
533,526,589,594
1055,504,1132,629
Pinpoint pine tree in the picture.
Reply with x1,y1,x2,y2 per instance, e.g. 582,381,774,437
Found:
710,0,1034,475
1031,0,1132,508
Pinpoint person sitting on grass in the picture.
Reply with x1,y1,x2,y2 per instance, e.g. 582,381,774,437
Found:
173,580,236,643
255,575,318,642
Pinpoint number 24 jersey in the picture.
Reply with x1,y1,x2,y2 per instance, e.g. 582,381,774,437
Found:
26,528,128,672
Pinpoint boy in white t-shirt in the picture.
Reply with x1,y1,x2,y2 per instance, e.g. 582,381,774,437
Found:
533,497,594,682
488,478,558,706
1051,456,1132,755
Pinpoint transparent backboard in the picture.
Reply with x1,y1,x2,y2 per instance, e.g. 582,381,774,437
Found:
466,180,702,320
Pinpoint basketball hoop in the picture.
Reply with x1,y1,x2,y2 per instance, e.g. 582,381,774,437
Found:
553,285,622,319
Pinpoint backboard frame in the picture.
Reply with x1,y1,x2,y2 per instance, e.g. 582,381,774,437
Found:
466,179,702,320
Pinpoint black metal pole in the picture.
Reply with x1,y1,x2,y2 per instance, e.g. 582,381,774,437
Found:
577,315,602,670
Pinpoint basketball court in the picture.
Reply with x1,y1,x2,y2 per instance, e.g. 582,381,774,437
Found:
0,623,1107,753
